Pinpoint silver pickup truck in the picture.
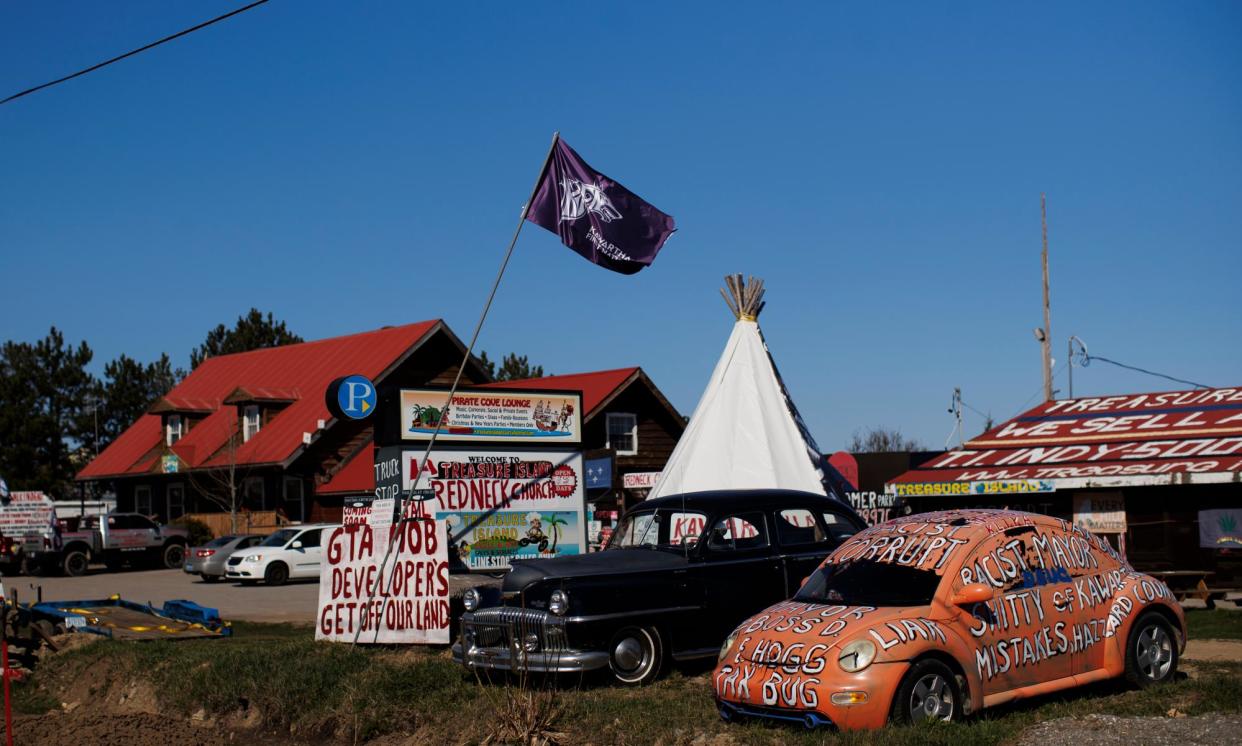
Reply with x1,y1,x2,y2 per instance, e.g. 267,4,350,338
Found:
32,512,189,576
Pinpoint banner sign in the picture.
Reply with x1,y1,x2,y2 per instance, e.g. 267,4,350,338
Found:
844,490,898,526
891,480,1056,497
402,449,586,571
315,516,450,644
0,491,57,549
1072,492,1127,534
1199,508,1242,549
622,471,661,489
399,389,581,445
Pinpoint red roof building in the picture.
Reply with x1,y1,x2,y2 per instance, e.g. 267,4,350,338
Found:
888,386,1242,585
77,321,489,525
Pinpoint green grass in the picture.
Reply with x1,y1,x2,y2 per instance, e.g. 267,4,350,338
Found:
1185,608,1242,640
13,622,1242,744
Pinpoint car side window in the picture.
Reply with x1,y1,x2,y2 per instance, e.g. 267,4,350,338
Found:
297,529,323,548
708,512,768,552
244,536,262,548
775,508,825,546
132,516,158,530
821,512,860,542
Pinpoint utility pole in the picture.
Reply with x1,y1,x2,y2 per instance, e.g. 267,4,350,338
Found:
1040,194,1053,402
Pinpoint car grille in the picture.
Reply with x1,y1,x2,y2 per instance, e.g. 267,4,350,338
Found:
227,556,243,566
462,607,569,653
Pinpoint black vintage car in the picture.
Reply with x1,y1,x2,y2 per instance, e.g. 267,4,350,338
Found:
453,490,864,684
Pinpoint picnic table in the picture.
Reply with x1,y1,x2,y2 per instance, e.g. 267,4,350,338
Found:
1148,570,1241,609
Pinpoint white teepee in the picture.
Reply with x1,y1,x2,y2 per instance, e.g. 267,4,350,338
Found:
649,275,832,499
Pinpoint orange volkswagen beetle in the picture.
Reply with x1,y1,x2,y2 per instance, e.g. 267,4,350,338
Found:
714,509,1185,730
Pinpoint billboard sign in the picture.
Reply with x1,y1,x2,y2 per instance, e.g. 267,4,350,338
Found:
402,449,586,571
398,389,581,445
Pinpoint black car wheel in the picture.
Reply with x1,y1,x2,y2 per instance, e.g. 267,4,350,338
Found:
201,574,220,583
264,562,289,586
892,659,961,724
62,549,89,577
608,626,664,685
162,543,186,569
1125,613,1178,687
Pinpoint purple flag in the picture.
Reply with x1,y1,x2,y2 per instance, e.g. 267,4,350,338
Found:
525,138,676,275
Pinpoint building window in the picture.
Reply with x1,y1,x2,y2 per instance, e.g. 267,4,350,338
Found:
167,483,186,521
166,414,183,446
284,477,305,522
242,405,261,442
134,485,153,515
607,412,638,455
244,477,266,510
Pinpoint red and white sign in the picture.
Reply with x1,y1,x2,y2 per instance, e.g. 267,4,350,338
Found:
622,472,662,489
0,492,56,549
891,387,1242,491
315,518,450,644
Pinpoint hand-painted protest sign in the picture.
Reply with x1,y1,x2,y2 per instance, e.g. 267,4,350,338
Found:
0,491,58,551
402,449,586,571
399,389,581,445
315,517,450,644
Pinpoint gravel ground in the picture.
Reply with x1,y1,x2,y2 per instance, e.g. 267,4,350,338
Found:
1018,713,1242,746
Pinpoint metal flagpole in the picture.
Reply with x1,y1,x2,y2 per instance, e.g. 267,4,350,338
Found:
352,131,560,646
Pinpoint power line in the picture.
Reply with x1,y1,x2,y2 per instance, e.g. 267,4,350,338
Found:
1082,354,1210,390
1,0,271,106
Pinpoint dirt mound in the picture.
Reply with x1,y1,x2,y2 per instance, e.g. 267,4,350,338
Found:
10,711,236,746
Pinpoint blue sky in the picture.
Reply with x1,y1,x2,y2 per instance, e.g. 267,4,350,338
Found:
2,1,1239,451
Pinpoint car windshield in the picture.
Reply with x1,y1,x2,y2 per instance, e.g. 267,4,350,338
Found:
608,509,707,551
795,560,942,607
259,529,299,548
206,535,236,547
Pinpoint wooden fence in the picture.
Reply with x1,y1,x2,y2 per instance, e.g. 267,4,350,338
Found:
183,511,291,538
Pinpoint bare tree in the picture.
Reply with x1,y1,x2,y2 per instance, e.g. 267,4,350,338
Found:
188,426,249,534
848,426,925,453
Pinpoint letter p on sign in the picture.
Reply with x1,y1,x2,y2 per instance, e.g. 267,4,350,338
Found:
328,375,378,420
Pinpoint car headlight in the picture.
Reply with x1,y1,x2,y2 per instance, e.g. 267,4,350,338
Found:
838,639,877,673
463,588,481,612
245,554,263,563
719,628,741,663
549,589,568,616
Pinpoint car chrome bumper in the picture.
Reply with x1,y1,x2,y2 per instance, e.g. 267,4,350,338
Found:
452,642,609,673
455,606,608,674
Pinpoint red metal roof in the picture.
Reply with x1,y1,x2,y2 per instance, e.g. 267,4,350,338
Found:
316,446,375,495
482,367,640,417
889,386,1242,493
78,322,440,480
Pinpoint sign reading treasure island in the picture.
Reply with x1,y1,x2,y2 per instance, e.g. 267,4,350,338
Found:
399,388,581,444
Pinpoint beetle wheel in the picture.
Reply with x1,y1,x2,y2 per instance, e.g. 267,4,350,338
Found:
892,659,961,724
1125,613,1178,687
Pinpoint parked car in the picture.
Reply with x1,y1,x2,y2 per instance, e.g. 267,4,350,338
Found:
454,490,865,685
225,524,335,586
713,509,1186,730
30,512,189,576
184,534,264,582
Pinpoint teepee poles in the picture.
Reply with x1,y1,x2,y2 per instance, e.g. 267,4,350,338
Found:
721,274,766,320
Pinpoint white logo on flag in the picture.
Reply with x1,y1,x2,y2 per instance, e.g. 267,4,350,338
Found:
559,178,622,223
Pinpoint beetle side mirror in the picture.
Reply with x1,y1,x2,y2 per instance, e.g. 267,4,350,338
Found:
949,583,992,606
291,540,303,550
799,575,810,589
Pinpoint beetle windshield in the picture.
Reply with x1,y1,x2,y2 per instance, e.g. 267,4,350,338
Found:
259,529,299,548
608,510,707,551
795,560,942,607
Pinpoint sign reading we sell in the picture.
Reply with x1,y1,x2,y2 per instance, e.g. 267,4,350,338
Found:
403,449,586,571
399,388,582,445
315,513,450,644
